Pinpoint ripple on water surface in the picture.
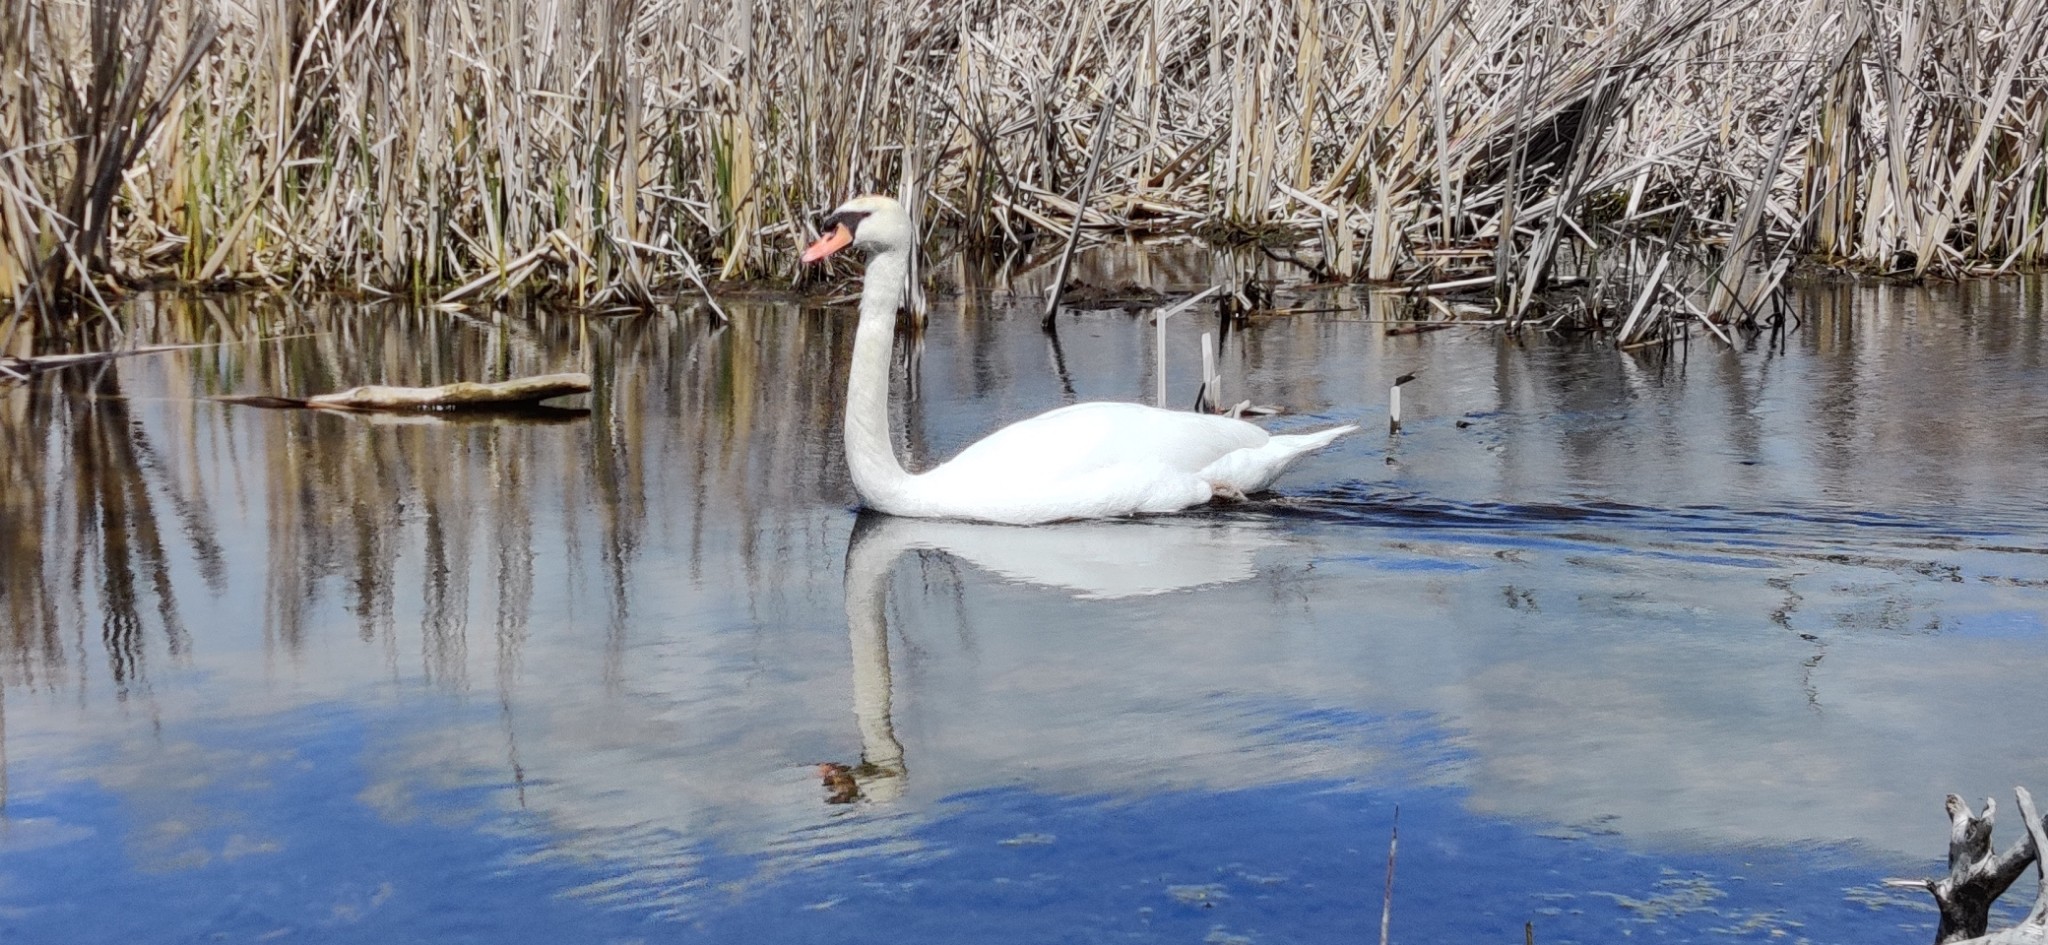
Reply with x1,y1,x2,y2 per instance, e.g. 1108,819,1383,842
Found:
2,268,2044,942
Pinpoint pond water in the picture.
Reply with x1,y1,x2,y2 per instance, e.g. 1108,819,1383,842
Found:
2,250,2045,944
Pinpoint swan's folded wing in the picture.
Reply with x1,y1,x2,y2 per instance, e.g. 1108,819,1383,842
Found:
930,401,1268,482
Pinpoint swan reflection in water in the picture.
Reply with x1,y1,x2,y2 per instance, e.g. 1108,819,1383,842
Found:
819,511,1286,804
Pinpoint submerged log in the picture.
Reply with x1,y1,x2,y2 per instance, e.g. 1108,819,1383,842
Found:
221,372,591,412
1887,788,2048,945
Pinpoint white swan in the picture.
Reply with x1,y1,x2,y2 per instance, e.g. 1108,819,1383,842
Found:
802,194,1356,525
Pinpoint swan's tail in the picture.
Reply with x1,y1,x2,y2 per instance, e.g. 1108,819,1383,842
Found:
1200,423,1358,495
1274,423,1358,453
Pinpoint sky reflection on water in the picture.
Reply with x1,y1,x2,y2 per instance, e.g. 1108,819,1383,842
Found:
2,255,2045,942
0,700,1941,944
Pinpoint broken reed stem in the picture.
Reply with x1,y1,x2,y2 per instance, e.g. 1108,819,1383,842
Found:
1042,93,1121,331
1150,285,1220,407
1,0,2043,320
1389,371,1418,433
1156,306,1168,407
1197,330,1218,412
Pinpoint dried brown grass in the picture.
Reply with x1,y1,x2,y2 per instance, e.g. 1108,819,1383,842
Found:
0,0,2042,322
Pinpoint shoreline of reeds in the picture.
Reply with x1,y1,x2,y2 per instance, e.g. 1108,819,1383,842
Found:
2,0,2043,335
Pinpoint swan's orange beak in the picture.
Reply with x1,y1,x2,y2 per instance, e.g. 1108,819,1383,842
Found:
801,224,854,264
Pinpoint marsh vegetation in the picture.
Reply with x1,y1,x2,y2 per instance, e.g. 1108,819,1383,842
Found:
1,0,2043,337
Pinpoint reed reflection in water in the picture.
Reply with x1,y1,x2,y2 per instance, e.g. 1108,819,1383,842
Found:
0,293,859,700
0,291,891,914
0,265,2043,940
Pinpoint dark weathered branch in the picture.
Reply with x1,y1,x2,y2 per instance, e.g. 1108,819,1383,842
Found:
1890,789,2047,945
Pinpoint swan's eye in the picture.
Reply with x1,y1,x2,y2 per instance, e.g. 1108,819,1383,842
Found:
820,210,870,233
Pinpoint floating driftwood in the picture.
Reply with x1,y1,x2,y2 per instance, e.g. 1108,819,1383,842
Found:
1886,787,2048,945
222,372,591,413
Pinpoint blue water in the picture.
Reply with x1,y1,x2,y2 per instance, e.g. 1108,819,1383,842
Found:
3,270,2045,943
0,702,1937,944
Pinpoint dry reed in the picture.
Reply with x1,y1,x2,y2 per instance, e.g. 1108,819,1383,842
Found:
0,0,2042,324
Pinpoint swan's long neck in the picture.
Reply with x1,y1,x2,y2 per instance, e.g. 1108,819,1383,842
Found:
844,245,915,509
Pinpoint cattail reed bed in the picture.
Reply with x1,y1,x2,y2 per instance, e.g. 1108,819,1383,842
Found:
1,0,2043,329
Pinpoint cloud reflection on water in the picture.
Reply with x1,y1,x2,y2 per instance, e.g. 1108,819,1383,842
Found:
0,267,2043,935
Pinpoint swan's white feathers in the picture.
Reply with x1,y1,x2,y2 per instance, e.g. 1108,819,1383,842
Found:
887,403,1356,524
934,402,1266,481
884,402,1273,523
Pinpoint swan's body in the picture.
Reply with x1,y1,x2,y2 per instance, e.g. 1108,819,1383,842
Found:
805,195,1355,525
